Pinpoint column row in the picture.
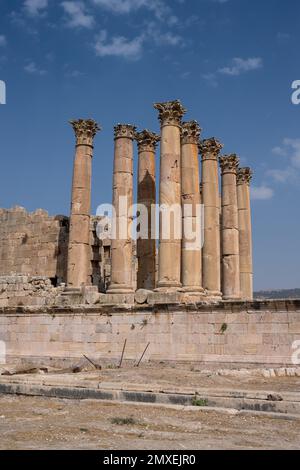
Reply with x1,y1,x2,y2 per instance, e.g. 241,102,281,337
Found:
66,110,253,302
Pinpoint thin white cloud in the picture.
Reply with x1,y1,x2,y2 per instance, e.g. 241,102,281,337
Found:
92,0,175,23
24,0,48,17
272,146,288,157
219,57,263,76
251,185,274,201
267,138,300,185
0,36,7,47
267,168,295,183
24,61,47,75
283,138,300,168
94,30,144,60
61,1,94,28
146,23,183,46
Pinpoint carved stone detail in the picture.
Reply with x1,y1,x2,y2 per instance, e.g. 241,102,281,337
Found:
154,100,186,127
199,138,223,160
219,154,240,174
70,119,101,146
181,120,202,145
237,167,253,185
135,130,160,152
114,124,137,140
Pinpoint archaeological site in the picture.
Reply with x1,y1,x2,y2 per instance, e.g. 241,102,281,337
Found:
0,99,299,371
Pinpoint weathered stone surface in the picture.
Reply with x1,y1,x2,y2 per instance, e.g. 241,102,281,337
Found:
108,125,136,294
220,155,240,300
237,167,253,301
154,101,186,291
67,119,100,288
181,121,203,294
0,301,299,366
135,130,158,291
135,289,152,304
199,138,223,298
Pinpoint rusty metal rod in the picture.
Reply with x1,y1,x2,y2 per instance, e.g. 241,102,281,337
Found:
135,342,150,367
118,339,127,368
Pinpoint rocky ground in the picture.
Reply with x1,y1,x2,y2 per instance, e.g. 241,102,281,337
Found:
0,394,299,450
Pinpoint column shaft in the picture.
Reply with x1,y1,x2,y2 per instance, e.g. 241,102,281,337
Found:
107,124,136,294
154,100,186,291
181,121,203,292
199,138,223,297
135,130,159,290
67,119,100,288
237,167,253,300
220,154,240,300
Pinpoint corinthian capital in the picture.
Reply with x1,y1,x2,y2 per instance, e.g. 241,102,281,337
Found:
114,124,137,140
181,120,202,145
199,137,223,160
70,119,101,146
135,129,160,152
154,99,186,127
219,154,240,174
237,167,253,185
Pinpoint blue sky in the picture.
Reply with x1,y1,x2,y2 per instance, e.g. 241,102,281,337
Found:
0,0,299,290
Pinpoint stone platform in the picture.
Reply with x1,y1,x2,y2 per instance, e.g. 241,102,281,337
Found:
0,299,299,367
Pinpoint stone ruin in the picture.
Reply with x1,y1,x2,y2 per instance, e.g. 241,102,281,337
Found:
0,101,299,368
64,100,253,306
0,100,254,307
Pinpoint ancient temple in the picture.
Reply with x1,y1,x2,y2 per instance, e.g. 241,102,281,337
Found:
65,99,253,305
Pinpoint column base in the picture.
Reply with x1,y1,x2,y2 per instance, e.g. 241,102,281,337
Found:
206,290,223,300
155,281,182,293
107,284,134,294
223,295,242,301
182,286,205,294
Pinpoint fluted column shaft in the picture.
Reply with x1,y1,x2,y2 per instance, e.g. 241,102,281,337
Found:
67,119,100,288
237,167,253,300
181,121,203,292
135,130,160,290
107,124,136,294
154,100,186,291
220,154,240,300
199,138,223,297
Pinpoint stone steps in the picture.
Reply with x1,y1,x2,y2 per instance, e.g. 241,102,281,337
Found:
0,375,300,418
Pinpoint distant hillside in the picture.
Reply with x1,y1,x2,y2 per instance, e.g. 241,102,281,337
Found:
254,289,300,300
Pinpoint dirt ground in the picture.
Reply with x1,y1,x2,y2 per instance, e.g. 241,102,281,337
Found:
0,395,299,450
75,363,300,392
2,362,300,393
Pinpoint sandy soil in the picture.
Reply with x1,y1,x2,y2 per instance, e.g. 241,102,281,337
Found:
0,395,299,450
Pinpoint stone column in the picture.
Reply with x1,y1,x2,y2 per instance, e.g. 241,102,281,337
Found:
154,100,186,291
199,138,223,298
219,154,240,300
181,121,203,293
237,167,253,300
135,130,160,291
67,119,100,288
107,124,136,294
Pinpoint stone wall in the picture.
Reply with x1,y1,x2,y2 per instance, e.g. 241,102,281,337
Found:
0,207,136,293
0,300,299,367
0,207,68,282
0,275,65,308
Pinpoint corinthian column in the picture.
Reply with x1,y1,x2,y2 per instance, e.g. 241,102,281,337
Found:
237,167,253,300
107,124,136,294
154,100,186,291
199,138,223,298
181,121,203,293
135,130,160,291
67,119,100,288
219,154,240,300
